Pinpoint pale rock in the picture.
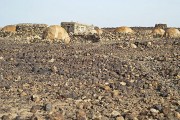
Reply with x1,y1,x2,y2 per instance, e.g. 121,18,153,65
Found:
43,25,70,44
130,43,137,49
116,116,125,120
120,82,126,86
150,108,159,113
48,58,55,63
31,95,40,102
111,110,120,117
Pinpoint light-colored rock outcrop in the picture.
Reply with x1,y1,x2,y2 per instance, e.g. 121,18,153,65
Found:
2,25,16,32
114,26,134,34
43,25,70,44
152,28,165,38
165,28,180,38
90,29,97,35
95,27,103,35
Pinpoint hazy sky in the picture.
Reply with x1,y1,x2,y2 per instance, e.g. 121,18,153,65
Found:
0,0,180,27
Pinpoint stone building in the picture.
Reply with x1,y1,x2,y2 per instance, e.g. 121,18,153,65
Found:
61,22,95,35
155,24,167,29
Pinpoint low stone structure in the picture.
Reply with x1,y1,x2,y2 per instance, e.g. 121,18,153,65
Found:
0,23,179,44
61,22,95,35
16,23,48,38
155,24,167,29
0,23,48,41
95,27,103,35
70,29,154,44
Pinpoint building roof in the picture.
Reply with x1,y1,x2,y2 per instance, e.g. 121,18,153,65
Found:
61,22,94,27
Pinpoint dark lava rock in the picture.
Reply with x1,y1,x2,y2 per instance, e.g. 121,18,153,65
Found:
30,105,42,113
14,116,22,120
160,91,168,97
1,115,10,120
153,104,163,112
30,115,39,120
44,103,52,112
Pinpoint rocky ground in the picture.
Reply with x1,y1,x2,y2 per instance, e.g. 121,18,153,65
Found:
0,37,179,120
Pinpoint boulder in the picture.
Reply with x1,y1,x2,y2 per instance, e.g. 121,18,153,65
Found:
114,26,134,34
95,27,103,35
152,28,165,38
2,25,16,32
165,28,180,38
43,25,70,44
90,29,98,35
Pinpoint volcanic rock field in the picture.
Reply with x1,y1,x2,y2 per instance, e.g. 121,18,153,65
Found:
0,27,180,120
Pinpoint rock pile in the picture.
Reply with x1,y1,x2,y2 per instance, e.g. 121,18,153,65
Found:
99,31,153,42
0,23,48,41
95,27,103,35
15,23,48,40
0,31,16,38
0,23,179,44
70,34,101,43
0,25,17,38
69,30,154,44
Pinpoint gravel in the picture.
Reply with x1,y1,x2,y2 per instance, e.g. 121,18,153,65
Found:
0,37,179,119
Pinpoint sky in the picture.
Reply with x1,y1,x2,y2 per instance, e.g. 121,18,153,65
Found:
0,0,180,27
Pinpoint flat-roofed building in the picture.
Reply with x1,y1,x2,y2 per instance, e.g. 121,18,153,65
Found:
61,22,95,35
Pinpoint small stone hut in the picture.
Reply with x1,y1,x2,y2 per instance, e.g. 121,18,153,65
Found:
155,24,167,29
61,22,95,35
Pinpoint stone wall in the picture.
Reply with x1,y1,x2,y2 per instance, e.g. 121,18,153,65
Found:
0,23,48,41
15,23,48,40
101,27,153,41
103,27,153,31
100,31,153,42
70,29,154,43
0,31,16,38
155,24,167,29
1,24,178,43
